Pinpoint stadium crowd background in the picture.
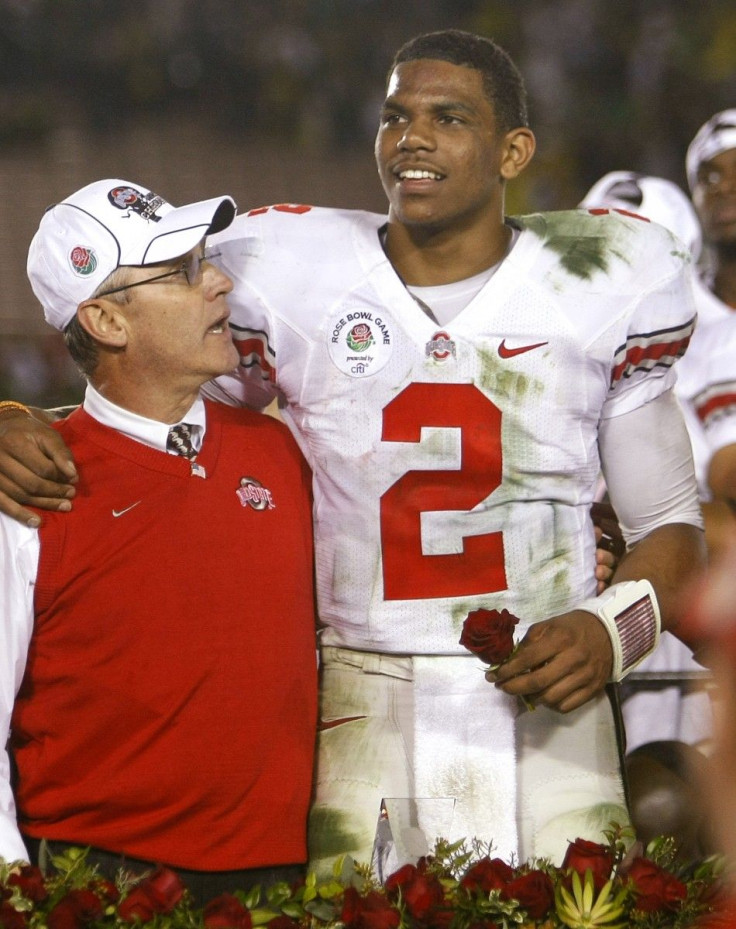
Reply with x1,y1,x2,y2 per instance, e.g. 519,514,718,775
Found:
0,0,734,407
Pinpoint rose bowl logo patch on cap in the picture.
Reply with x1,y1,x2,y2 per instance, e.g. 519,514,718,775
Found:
68,245,98,277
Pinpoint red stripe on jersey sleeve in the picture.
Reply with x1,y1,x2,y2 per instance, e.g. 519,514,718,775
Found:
610,333,691,385
234,336,276,383
696,391,736,424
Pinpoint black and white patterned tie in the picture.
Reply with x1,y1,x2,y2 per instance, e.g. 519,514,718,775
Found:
166,423,197,460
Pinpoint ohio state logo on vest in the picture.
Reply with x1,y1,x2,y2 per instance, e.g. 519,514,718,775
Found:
236,477,275,510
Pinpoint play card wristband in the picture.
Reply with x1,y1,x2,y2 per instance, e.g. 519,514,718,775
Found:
577,579,661,682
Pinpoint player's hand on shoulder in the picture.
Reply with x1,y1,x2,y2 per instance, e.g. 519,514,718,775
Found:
0,408,77,527
487,610,613,714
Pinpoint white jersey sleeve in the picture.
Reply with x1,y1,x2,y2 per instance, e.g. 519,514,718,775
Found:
204,204,697,654
0,516,37,863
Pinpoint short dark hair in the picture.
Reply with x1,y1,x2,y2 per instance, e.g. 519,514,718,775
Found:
389,29,529,132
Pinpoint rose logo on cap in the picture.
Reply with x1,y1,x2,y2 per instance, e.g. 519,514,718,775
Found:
108,186,165,222
68,246,98,277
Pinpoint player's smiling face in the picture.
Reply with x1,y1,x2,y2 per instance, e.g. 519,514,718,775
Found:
375,58,513,233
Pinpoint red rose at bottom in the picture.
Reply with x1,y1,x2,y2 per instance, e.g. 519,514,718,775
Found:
0,902,29,929
118,867,185,923
7,866,48,903
502,870,555,919
203,893,252,929
341,886,400,929
460,857,515,894
385,864,445,920
562,838,614,891
47,889,104,929
627,858,687,913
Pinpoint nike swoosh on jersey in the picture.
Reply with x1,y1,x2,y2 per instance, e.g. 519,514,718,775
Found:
112,501,142,518
498,339,549,358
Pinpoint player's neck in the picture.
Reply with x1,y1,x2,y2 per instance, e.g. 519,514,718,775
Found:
383,218,512,286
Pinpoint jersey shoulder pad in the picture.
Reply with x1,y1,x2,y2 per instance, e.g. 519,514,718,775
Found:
512,208,690,287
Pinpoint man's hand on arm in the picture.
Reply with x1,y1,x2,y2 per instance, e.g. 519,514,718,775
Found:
488,609,613,713
0,406,77,527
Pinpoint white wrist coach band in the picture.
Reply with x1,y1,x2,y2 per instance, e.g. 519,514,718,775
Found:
577,579,661,682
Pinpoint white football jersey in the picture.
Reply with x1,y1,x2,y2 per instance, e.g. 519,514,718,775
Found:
674,273,732,498
207,205,695,654
678,307,736,460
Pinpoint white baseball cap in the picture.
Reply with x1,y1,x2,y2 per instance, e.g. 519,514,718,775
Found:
686,109,736,192
580,170,702,258
27,178,237,331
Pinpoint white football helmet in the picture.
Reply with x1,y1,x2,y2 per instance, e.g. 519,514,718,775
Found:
580,171,702,259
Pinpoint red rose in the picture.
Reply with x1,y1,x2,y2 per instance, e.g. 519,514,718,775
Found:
385,864,445,920
267,917,301,929
501,870,555,919
561,838,614,891
627,858,687,913
7,866,47,903
118,886,157,924
118,867,185,923
203,893,252,929
140,866,185,909
459,609,519,665
95,879,120,904
47,889,104,929
460,857,515,894
342,887,400,929
0,902,29,929
425,906,454,929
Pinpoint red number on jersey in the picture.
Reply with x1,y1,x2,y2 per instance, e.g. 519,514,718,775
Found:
380,382,507,600
246,204,313,216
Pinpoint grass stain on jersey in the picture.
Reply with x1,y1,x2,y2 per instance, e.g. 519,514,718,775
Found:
307,806,364,868
515,210,638,282
475,345,545,409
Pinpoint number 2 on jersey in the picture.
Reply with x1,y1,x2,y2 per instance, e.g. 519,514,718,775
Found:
380,382,507,600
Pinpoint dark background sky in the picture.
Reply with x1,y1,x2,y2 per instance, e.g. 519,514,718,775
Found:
1,0,734,405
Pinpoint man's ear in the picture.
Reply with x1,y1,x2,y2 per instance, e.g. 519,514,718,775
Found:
500,127,536,180
77,299,129,348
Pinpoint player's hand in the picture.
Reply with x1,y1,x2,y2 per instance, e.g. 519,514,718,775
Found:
594,526,616,593
0,410,77,526
487,610,613,713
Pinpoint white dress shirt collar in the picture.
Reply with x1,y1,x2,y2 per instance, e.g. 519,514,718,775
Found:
83,384,206,454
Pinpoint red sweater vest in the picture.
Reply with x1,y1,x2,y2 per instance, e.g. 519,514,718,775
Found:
13,402,317,870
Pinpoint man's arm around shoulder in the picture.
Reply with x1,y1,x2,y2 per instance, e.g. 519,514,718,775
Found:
0,403,77,527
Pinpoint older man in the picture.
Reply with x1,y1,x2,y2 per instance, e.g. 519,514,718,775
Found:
0,179,317,902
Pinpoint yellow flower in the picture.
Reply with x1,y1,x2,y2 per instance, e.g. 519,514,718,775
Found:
555,870,628,929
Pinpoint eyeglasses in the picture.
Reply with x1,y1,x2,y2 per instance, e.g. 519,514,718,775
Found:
95,248,221,298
